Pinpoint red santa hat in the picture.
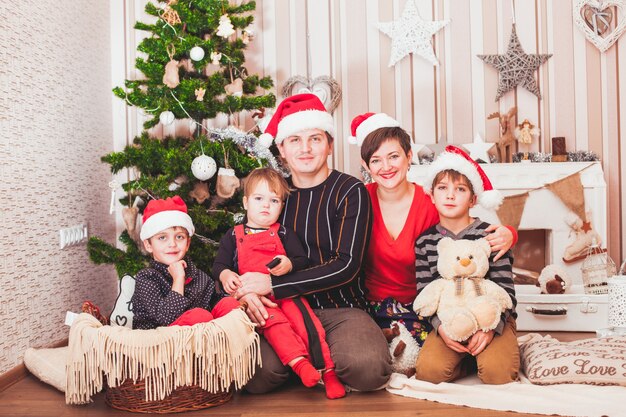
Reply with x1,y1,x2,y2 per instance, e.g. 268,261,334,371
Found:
258,93,335,147
424,145,503,210
140,196,195,240
348,112,401,146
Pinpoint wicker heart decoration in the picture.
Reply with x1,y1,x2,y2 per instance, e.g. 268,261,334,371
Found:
574,0,626,52
281,75,342,113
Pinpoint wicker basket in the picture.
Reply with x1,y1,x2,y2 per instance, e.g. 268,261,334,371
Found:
105,379,233,414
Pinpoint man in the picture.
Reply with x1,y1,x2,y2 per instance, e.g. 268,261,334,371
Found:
236,93,391,393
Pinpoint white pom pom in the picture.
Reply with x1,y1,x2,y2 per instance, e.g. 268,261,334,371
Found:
258,133,273,148
348,136,358,145
478,189,504,210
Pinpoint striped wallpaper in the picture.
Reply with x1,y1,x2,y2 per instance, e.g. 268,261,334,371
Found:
115,0,624,266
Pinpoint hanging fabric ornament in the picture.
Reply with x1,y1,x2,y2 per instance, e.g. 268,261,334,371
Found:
189,181,210,204
108,180,120,214
216,14,235,38
189,46,205,61
163,45,180,88
159,110,175,125
162,0,181,25
225,78,243,96
243,28,255,44
195,88,206,101
216,167,240,198
122,206,139,237
191,154,217,180
210,52,222,66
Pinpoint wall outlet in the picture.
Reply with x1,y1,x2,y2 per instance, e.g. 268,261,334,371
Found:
59,223,88,249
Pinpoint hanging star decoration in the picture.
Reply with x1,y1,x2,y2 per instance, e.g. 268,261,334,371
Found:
478,24,552,101
378,0,449,67
462,133,495,164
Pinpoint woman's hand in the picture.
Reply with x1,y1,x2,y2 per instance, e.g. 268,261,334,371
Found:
484,224,514,261
466,330,494,356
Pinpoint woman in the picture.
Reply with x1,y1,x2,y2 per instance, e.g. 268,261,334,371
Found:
350,112,516,345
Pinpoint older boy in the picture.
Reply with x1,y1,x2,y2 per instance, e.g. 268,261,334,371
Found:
413,146,519,384
234,94,391,393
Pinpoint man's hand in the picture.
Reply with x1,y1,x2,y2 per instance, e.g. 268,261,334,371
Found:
239,293,277,326
235,271,272,298
219,269,241,295
485,224,514,261
438,326,470,354
466,330,494,356
268,255,292,276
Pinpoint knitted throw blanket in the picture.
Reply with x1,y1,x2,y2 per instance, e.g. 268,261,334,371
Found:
65,309,260,404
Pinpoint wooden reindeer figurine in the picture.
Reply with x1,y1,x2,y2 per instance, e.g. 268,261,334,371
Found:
487,106,517,163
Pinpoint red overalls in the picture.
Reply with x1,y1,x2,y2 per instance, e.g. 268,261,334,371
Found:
235,223,334,369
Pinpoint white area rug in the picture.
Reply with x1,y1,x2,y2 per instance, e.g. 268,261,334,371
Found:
387,372,626,417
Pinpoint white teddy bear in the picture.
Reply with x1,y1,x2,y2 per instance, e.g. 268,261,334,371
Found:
412,237,513,342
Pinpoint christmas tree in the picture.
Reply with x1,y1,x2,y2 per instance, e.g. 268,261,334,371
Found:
88,0,282,277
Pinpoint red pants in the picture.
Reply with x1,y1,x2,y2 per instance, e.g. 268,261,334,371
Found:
169,297,240,326
262,297,334,370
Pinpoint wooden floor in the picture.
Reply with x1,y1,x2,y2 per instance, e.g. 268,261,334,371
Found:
0,332,591,417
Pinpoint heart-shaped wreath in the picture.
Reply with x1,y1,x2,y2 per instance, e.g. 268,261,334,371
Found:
574,0,626,52
281,75,342,113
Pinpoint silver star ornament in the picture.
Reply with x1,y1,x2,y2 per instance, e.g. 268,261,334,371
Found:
378,0,449,67
478,24,552,101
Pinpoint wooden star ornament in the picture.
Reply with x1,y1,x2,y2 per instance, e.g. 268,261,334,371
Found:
378,0,449,67
478,24,552,101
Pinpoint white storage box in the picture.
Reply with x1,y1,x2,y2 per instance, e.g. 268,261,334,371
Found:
515,285,608,331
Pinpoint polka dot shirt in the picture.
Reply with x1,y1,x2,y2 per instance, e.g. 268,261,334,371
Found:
131,259,219,329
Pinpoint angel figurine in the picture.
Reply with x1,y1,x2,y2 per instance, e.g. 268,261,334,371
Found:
514,119,540,161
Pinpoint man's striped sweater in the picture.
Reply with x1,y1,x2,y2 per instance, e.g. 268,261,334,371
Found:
414,219,517,335
273,170,372,310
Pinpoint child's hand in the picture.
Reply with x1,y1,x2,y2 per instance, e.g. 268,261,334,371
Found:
467,330,494,356
220,269,242,295
268,255,292,276
438,326,470,354
168,260,188,282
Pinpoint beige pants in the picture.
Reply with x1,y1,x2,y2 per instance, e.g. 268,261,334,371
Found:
415,318,520,384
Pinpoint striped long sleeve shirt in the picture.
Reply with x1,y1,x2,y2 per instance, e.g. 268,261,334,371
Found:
414,219,517,335
273,170,373,309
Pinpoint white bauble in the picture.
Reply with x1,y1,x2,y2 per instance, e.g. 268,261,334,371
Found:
189,46,205,61
191,155,217,181
159,110,175,125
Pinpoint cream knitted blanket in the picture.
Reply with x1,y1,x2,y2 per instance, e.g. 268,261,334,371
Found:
65,308,260,404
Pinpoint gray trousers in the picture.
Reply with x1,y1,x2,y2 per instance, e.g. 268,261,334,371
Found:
245,307,392,393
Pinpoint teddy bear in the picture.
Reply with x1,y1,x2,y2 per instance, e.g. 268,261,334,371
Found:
537,264,571,294
412,237,513,342
382,322,420,377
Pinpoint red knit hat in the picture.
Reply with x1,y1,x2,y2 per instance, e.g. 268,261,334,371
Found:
348,112,401,146
140,196,195,240
424,145,503,210
258,93,335,147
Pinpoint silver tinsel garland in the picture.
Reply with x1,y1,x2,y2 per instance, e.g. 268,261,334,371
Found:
512,151,599,163
206,127,290,177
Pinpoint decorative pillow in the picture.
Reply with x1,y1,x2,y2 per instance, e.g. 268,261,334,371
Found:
519,333,626,386
109,274,135,328
24,346,68,392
